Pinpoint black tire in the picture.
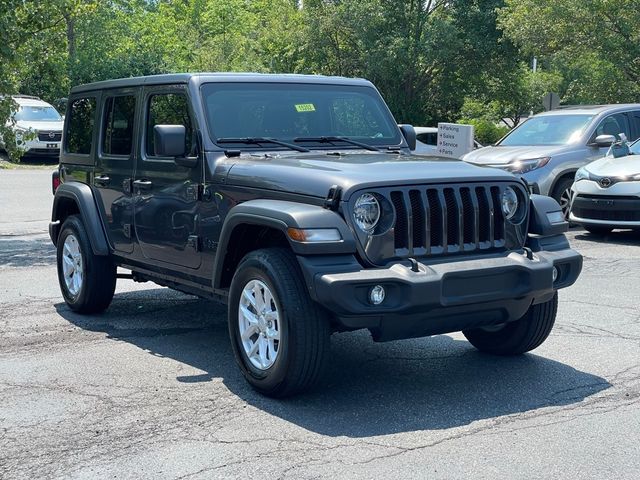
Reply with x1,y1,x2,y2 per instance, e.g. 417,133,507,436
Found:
584,225,612,235
463,293,558,355
56,215,116,314
551,177,574,220
228,248,330,398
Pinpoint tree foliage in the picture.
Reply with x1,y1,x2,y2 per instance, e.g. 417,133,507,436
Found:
1,0,639,162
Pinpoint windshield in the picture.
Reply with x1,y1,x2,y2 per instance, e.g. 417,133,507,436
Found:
499,114,593,146
630,139,640,155
201,82,401,148
14,105,62,122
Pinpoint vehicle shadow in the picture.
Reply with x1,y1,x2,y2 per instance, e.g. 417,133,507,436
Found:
0,235,56,267
574,229,640,246
55,288,611,437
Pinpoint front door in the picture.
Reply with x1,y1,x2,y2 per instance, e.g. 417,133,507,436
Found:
93,89,138,254
133,86,202,269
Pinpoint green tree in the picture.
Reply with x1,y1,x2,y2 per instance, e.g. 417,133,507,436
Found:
499,0,640,103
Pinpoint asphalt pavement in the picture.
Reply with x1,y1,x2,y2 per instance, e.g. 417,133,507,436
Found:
1,168,639,479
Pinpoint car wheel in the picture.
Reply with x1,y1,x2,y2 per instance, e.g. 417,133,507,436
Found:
228,248,330,397
584,226,612,235
552,178,574,219
463,293,558,355
56,215,116,313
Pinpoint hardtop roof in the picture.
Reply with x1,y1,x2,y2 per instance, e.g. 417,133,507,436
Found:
70,72,373,94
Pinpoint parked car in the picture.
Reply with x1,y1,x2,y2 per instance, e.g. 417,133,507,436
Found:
462,105,640,218
570,137,640,234
413,126,482,155
413,126,439,154
1,95,63,157
50,73,581,397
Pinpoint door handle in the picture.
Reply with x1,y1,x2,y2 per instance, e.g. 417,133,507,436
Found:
133,179,153,190
94,175,110,186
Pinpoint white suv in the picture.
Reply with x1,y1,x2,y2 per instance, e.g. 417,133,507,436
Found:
3,95,64,157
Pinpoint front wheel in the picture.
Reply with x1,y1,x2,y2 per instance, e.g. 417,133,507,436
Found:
463,293,558,355
552,178,574,220
228,248,330,398
56,215,116,313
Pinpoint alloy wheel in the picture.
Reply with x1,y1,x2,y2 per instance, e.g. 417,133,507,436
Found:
238,279,281,370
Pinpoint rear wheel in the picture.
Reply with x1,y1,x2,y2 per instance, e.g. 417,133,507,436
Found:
56,215,116,313
584,226,612,235
463,293,558,355
228,248,330,397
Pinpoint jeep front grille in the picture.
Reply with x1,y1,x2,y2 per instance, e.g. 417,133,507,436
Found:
386,184,508,257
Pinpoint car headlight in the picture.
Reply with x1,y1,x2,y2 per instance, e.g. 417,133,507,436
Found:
574,167,591,182
353,193,380,232
501,187,519,220
506,157,551,174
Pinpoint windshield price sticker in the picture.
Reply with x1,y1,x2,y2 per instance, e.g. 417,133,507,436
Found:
295,103,316,113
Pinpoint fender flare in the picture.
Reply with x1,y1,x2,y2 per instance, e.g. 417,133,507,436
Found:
50,182,110,256
213,199,356,289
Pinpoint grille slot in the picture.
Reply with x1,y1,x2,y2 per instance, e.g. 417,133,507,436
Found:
38,131,62,142
385,184,510,258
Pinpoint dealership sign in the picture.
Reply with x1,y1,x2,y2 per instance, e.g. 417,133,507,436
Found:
437,123,475,159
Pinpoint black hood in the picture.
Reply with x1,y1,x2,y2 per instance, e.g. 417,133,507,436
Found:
225,151,519,200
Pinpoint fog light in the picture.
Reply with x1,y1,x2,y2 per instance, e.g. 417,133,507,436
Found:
552,266,559,282
369,285,385,305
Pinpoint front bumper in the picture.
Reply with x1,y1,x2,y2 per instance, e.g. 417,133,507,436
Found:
22,138,61,156
570,185,640,227
299,248,582,341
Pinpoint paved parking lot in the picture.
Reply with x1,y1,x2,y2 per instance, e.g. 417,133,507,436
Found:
1,169,639,479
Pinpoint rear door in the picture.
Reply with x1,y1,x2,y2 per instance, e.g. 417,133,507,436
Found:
133,85,202,269
93,89,139,254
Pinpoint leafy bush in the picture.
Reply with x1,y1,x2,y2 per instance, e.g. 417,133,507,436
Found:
461,118,510,145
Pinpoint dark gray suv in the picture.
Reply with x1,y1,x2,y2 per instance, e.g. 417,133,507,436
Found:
50,73,582,397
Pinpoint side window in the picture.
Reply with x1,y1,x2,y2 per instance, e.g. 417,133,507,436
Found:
628,111,640,141
417,132,437,146
102,95,136,156
66,97,96,154
593,113,630,140
146,93,193,157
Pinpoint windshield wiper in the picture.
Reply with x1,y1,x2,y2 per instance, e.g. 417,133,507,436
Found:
216,137,310,153
294,136,380,152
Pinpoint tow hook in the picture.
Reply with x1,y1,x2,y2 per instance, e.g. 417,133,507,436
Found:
523,247,534,260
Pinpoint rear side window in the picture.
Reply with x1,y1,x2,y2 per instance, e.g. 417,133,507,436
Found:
66,97,97,154
146,93,193,157
102,95,136,156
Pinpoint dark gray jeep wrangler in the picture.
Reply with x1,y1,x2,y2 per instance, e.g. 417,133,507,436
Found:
50,73,582,397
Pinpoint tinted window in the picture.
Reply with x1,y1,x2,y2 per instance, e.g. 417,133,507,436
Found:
499,114,593,146
66,97,97,154
594,113,631,141
201,83,401,147
629,111,640,141
102,95,136,156
416,132,437,145
146,93,193,156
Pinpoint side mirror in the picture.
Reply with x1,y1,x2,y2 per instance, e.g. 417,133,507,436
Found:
592,134,616,148
153,124,198,168
154,124,187,157
398,124,416,150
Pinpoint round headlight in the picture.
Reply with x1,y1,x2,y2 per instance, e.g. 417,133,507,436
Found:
353,193,380,232
501,187,519,220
